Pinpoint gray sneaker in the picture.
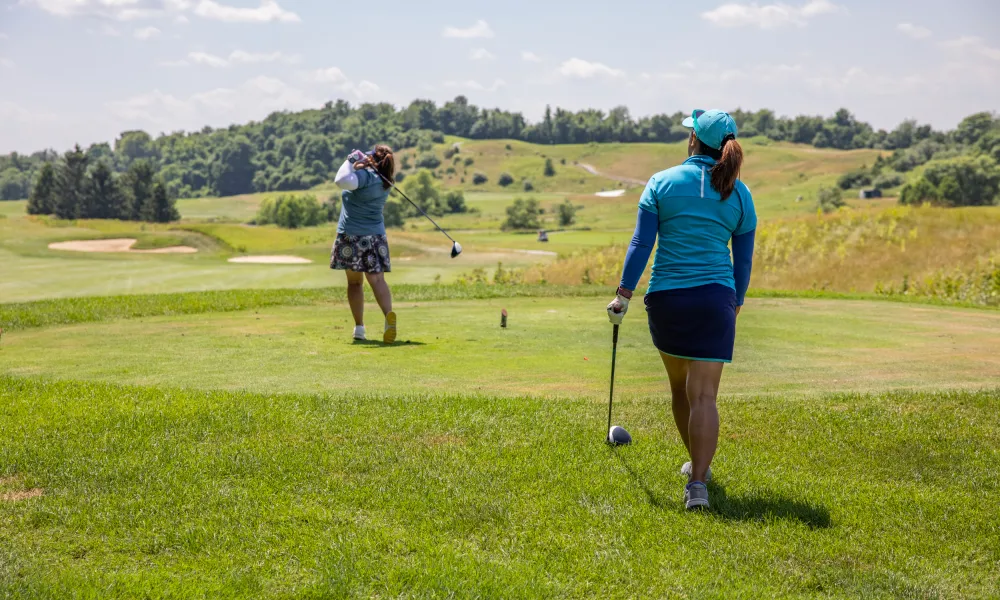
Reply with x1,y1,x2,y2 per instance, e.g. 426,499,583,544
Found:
681,462,713,483
684,482,710,510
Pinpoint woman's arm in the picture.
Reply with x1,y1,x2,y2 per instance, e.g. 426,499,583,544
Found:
334,159,359,191
619,207,658,292
732,229,755,306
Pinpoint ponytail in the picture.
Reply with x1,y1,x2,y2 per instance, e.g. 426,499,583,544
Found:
357,144,396,189
710,135,743,201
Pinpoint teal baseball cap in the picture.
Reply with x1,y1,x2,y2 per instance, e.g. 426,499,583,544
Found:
681,109,739,150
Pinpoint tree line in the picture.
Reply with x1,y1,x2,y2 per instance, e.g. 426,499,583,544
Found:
1,97,996,202
26,145,179,223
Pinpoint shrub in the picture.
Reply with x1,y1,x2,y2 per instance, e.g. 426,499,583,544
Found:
445,190,468,214
415,153,441,170
560,158,566,165
557,200,577,226
472,172,488,185
443,145,459,160
463,157,475,167
498,172,514,187
873,173,904,191
256,194,325,228
837,168,872,190
505,144,512,151
445,166,456,175
502,197,542,230
400,154,412,170
523,180,534,192
816,187,846,214
899,178,938,206
544,158,556,177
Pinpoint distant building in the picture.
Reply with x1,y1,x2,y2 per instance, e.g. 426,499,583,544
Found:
859,189,883,199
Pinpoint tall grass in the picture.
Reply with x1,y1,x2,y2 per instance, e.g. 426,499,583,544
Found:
461,206,1000,306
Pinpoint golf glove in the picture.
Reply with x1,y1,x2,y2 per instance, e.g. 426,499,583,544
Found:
607,294,629,325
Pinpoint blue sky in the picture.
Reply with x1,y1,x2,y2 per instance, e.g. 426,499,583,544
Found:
0,0,998,153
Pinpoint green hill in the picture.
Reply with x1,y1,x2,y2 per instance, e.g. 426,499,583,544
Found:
398,137,886,219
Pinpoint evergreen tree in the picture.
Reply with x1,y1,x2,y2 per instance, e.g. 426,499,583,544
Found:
85,161,127,219
54,145,88,220
27,163,56,215
124,160,155,221
149,180,180,223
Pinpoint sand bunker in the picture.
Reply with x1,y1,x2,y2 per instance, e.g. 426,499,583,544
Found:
228,256,313,264
48,238,197,254
595,190,627,198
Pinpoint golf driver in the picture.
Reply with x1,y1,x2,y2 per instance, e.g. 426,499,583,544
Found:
354,151,462,258
607,324,632,446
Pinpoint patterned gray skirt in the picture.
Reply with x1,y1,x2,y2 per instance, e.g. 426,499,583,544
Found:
330,233,391,273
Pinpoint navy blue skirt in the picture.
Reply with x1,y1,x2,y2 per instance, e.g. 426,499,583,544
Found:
645,284,737,363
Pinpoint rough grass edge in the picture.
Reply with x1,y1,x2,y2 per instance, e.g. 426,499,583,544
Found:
2,285,996,332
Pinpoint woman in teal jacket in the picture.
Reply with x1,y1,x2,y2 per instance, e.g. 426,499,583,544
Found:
607,109,757,511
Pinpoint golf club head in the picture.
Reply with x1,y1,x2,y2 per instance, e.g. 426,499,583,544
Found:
451,241,463,258
607,425,632,446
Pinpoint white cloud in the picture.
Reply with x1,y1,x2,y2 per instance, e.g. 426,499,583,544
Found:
228,50,298,64
193,0,299,23
23,0,299,23
188,51,228,67
941,36,1000,61
0,34,8,40
469,48,495,61
108,76,319,131
558,58,625,79
701,0,845,29
307,67,380,99
442,19,494,39
133,26,161,39
309,67,348,84
443,79,506,92
897,23,931,40
521,51,542,63
0,57,14,68
175,49,297,68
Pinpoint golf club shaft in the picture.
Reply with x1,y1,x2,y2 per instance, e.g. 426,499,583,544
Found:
607,324,619,436
372,171,457,244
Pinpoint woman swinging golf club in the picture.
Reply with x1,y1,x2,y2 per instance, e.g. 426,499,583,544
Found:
607,109,757,511
332,145,398,344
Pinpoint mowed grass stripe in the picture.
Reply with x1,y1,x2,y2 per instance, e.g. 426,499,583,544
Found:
3,285,997,333
0,285,609,331
1,376,997,598
3,297,999,398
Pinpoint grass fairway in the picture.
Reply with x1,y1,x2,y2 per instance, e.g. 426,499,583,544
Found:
2,293,999,597
1,379,998,597
3,297,1000,397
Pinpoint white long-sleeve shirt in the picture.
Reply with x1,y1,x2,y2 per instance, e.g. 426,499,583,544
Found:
334,159,359,191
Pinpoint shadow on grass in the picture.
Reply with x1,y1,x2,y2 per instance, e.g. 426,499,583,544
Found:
612,452,832,529
351,339,426,348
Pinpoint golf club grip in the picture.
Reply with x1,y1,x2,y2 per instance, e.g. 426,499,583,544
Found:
612,323,619,346
373,171,456,243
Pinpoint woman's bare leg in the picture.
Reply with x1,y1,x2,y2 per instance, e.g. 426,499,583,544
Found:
660,353,692,453
364,271,393,316
686,361,724,484
345,270,365,326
